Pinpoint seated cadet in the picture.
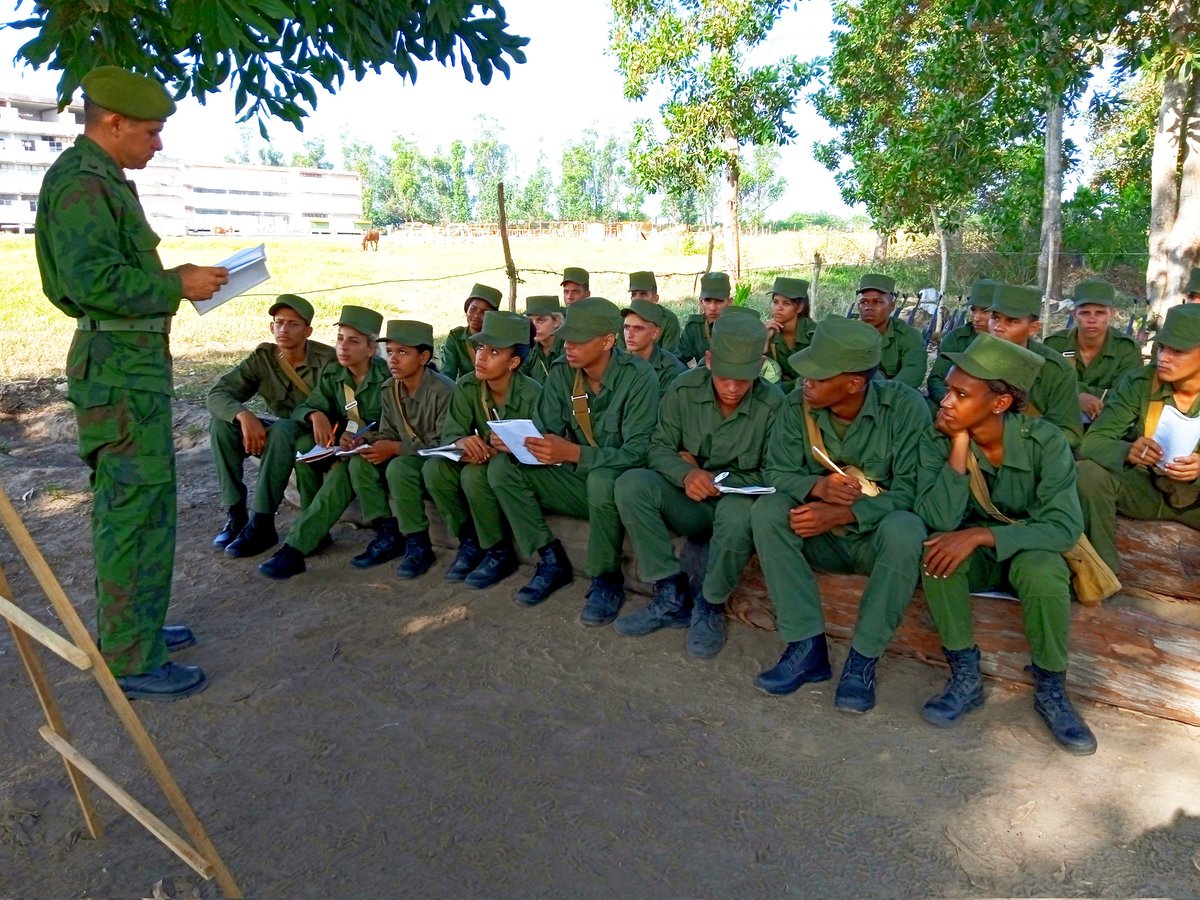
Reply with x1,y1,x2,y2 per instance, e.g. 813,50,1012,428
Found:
349,320,456,578
677,272,733,365
522,295,564,384
751,317,930,713
489,297,659,622
1045,279,1142,424
618,271,681,352
855,273,927,389
561,266,591,305
207,293,336,557
423,310,540,588
620,298,687,395
1187,267,1200,303
916,333,1096,755
764,276,816,384
614,315,783,658
986,283,1084,451
926,278,997,408
257,306,389,579
442,283,502,381
1077,304,1200,571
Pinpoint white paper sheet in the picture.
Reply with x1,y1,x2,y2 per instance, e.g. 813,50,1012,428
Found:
193,244,270,314
1151,404,1200,464
487,419,548,466
417,443,465,462
717,484,776,495
295,444,337,464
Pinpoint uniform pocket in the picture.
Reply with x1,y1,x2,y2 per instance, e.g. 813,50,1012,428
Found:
75,388,174,484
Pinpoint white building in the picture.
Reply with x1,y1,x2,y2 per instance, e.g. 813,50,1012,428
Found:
0,92,363,235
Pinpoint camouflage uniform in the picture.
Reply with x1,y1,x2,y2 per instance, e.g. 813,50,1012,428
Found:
34,135,183,677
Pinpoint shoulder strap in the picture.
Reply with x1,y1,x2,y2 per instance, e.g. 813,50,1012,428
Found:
1144,374,1165,439
801,399,836,475
570,368,599,448
392,381,424,443
964,452,1021,525
341,383,365,429
275,351,312,396
479,379,500,422
1023,400,1042,418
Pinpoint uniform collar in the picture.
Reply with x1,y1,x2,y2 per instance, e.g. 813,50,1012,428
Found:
74,135,129,185
975,415,1033,473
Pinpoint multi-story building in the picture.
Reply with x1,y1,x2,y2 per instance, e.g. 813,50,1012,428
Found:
0,92,363,235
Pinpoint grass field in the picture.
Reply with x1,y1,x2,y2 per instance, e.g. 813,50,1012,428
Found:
1,230,949,395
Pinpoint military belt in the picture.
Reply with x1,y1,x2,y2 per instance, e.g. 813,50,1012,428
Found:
76,315,171,335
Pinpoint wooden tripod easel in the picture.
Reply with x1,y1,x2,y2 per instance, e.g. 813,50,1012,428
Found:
0,482,242,897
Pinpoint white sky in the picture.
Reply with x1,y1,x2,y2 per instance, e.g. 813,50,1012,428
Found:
0,0,855,217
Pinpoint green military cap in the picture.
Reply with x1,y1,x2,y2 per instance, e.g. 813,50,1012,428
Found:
81,66,177,121
1072,278,1115,307
945,332,1045,392
383,319,434,347
1156,303,1200,350
771,276,810,300
562,266,590,288
723,305,762,320
629,271,657,293
336,305,383,340
788,315,882,380
469,310,531,348
989,283,1043,319
465,283,503,312
969,278,999,308
1187,267,1200,296
700,271,731,299
524,295,563,316
269,293,315,324
555,296,622,341
709,315,768,380
621,298,666,328
857,273,896,295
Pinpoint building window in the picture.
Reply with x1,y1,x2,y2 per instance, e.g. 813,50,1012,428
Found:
194,186,227,194
304,213,328,219
47,140,63,152
196,208,230,215
0,198,12,206
28,198,37,211
21,139,35,151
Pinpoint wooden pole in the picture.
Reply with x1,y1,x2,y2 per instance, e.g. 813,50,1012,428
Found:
497,182,518,312
812,251,824,312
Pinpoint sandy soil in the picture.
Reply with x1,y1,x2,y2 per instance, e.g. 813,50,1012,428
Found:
1,394,1199,899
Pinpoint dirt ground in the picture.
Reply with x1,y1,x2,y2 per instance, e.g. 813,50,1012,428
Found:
1,392,1199,899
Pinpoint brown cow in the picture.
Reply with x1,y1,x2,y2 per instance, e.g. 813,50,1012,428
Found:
361,228,380,251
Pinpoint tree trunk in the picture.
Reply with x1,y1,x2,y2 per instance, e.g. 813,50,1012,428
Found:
720,129,742,278
1147,0,1200,323
496,183,518,312
931,207,949,295
1038,90,1064,321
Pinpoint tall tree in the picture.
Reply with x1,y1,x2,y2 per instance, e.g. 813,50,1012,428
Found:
448,139,472,223
558,130,633,221
9,0,528,130
611,0,815,276
469,118,510,222
388,136,439,223
344,138,396,226
291,137,334,170
516,151,555,222
738,145,786,227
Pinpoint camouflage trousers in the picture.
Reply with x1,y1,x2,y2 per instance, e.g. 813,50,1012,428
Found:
70,381,175,677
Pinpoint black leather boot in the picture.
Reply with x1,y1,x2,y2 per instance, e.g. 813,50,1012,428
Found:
613,572,691,637
224,512,278,558
922,646,984,727
834,647,878,713
162,624,196,652
212,502,248,550
116,662,208,701
258,544,306,580
445,527,483,582
464,541,519,590
395,530,436,580
1028,663,1098,755
580,571,625,626
351,517,403,569
514,540,573,607
754,634,833,695
686,595,726,659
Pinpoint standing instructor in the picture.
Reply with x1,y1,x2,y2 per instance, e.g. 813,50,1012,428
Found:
35,67,228,700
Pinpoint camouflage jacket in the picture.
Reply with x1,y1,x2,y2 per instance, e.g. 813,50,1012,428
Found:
35,135,184,395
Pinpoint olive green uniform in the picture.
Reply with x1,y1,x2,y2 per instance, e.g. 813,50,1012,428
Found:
1025,339,1085,451
927,323,978,406
915,416,1083,672
876,317,927,389
616,368,783,602
441,326,477,382
206,340,335,515
677,315,714,366
617,306,682,354
765,318,816,384
489,349,659,575
643,345,688,395
1077,366,1200,571
350,368,456,535
750,381,930,657
521,338,563,385
35,135,184,677
423,372,541,549
1044,326,1142,399
283,357,391,553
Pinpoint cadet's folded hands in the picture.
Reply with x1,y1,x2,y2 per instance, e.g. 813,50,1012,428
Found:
683,468,720,501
